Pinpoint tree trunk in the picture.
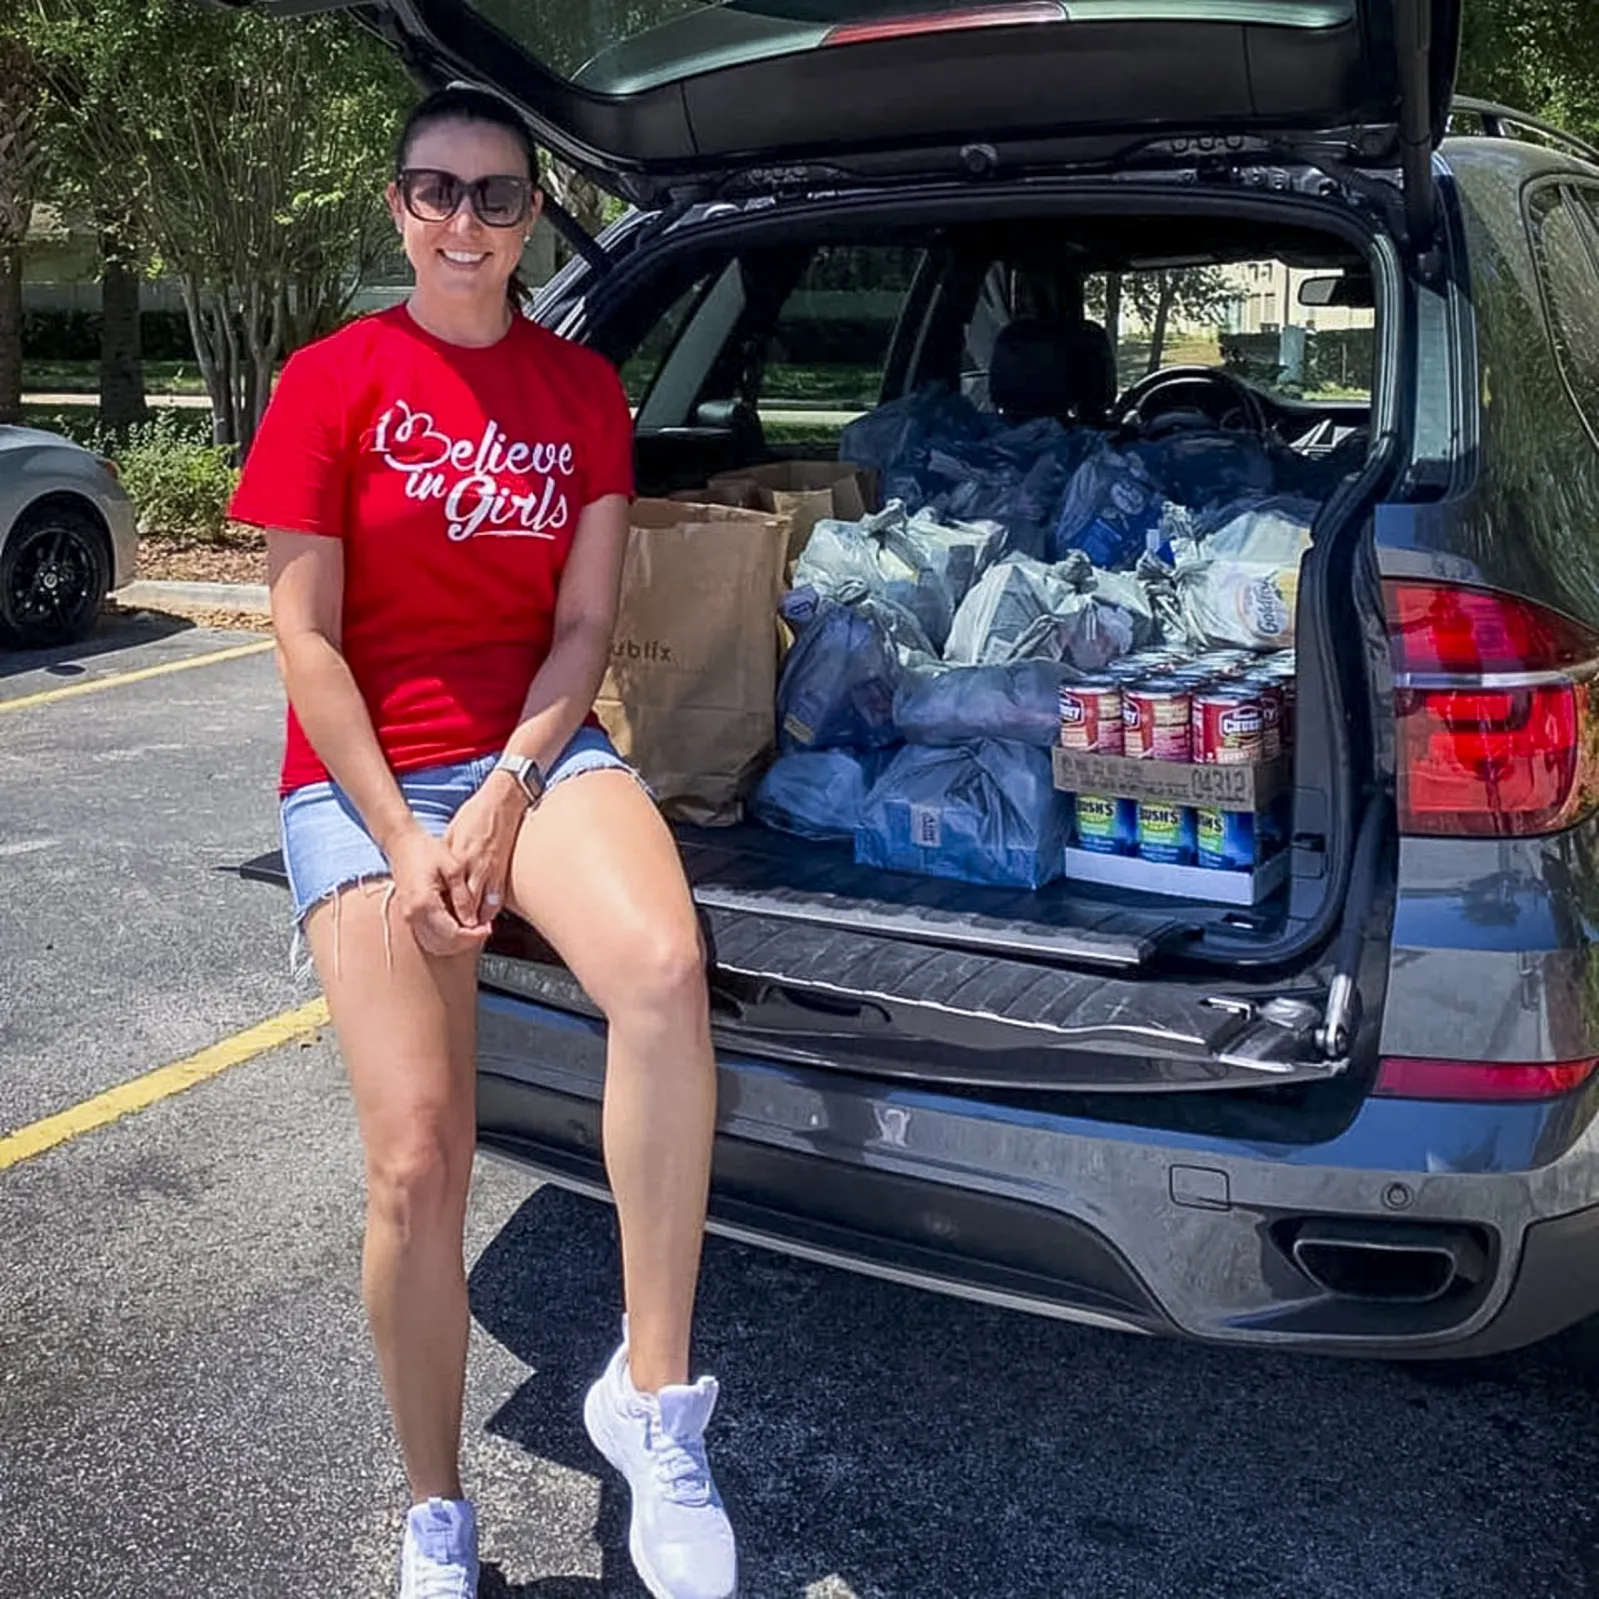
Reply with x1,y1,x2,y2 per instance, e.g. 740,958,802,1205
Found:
0,246,22,426
1145,273,1177,375
1102,272,1124,390
99,234,148,431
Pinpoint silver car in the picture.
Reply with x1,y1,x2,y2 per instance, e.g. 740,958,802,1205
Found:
0,424,138,649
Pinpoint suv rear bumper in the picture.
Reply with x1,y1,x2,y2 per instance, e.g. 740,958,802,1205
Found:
477,991,1599,1358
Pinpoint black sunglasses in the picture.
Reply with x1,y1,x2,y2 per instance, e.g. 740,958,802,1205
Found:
397,167,536,229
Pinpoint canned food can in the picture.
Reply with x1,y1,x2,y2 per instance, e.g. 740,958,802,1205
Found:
1106,657,1154,683
1074,794,1138,855
1137,801,1197,865
1192,687,1265,766
1196,807,1258,872
1124,679,1193,762
1276,676,1297,746
1240,677,1284,762
1059,678,1124,755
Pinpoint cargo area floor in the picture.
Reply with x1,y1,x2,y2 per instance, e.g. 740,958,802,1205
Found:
674,823,1242,970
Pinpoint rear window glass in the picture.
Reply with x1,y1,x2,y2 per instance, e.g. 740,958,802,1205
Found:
1528,186,1599,444
461,0,1354,96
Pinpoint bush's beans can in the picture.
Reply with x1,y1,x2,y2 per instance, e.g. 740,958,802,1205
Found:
1074,794,1139,855
1137,801,1197,865
1239,676,1284,761
1192,687,1264,766
1125,678,1193,762
1196,808,1258,871
1059,678,1124,755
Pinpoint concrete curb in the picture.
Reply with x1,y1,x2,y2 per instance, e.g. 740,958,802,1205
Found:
114,579,271,616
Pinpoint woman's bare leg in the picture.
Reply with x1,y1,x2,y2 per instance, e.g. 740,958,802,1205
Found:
305,884,481,1500
504,772,715,1392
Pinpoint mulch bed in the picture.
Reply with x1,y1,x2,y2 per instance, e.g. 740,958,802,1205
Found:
135,528,269,587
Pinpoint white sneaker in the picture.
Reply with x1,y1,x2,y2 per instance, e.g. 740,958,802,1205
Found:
399,1496,479,1599
583,1334,738,1599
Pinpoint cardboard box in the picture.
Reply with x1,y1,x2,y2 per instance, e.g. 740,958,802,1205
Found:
1062,847,1289,906
1052,747,1290,813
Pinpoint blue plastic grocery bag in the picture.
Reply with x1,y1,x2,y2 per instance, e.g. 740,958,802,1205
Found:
854,740,1068,889
752,749,892,841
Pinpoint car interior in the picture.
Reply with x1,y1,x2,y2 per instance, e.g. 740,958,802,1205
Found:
572,204,1381,946
602,215,1376,497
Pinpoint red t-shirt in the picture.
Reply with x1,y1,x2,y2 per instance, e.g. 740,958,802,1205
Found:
230,305,634,795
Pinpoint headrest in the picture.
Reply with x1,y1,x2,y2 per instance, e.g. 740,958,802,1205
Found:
989,318,1117,425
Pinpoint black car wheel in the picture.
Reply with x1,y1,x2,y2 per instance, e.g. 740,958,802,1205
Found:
0,505,112,650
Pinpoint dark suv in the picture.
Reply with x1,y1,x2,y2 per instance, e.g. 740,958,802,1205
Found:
256,0,1599,1356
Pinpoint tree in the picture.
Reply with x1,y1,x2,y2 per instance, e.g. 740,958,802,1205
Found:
35,0,411,454
1456,2,1599,143
27,31,152,429
0,28,46,425
1087,266,1233,377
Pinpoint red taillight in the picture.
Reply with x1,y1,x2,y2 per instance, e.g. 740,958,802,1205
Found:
1385,581,1599,836
823,1,1063,45
1376,1056,1599,1102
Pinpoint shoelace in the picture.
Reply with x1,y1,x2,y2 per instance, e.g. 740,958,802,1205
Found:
646,1417,714,1507
407,1547,474,1599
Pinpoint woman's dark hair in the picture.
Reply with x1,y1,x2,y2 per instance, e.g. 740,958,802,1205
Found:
395,84,542,311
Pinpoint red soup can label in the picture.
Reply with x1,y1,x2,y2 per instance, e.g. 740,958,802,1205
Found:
1193,689,1264,766
1060,679,1125,755
1125,680,1193,762
1241,678,1284,761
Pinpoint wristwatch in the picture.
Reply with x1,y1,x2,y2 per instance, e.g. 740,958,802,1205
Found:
494,752,547,810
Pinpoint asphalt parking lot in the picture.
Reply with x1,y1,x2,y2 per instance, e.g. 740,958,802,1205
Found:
6,611,1599,1599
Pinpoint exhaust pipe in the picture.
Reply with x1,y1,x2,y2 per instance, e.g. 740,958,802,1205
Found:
1289,1220,1488,1305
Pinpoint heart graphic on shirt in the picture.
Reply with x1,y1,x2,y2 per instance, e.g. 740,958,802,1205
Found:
373,400,453,472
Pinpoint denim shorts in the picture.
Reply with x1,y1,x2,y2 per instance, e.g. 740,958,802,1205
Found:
280,725,639,931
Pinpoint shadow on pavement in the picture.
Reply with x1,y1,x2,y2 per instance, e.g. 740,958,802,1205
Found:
478,1567,607,1598
0,606,195,680
469,1185,1599,1599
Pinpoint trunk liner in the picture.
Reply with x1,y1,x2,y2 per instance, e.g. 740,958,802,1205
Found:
676,824,1210,971
565,900,1335,1089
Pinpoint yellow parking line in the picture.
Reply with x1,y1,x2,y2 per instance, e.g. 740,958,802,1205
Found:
0,999,330,1173
0,639,275,714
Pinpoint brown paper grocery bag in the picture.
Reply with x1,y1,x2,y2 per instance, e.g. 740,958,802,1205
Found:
594,499,789,826
706,460,872,567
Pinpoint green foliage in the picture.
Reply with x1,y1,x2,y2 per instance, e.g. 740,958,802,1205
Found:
27,0,413,450
1456,1,1599,142
105,412,240,541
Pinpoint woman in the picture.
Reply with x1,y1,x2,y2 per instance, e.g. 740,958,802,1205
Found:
229,85,735,1599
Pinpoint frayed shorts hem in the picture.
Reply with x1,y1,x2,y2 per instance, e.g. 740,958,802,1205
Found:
280,728,643,975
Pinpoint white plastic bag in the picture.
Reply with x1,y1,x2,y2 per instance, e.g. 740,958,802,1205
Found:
1172,497,1315,649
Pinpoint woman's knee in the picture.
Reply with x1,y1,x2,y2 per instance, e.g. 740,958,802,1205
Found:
594,921,708,1029
363,1108,473,1236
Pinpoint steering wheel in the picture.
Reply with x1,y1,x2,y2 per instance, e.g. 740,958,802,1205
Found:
1115,365,1269,437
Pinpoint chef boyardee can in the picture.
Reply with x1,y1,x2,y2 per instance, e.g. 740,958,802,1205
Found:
1275,675,1297,749
1125,678,1193,762
1074,793,1138,856
1137,801,1197,865
1240,676,1284,762
1192,687,1264,766
1059,677,1124,755
1197,807,1258,871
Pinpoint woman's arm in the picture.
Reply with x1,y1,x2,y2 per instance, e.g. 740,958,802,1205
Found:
444,493,630,909
269,529,486,952
268,531,414,853
504,492,630,772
